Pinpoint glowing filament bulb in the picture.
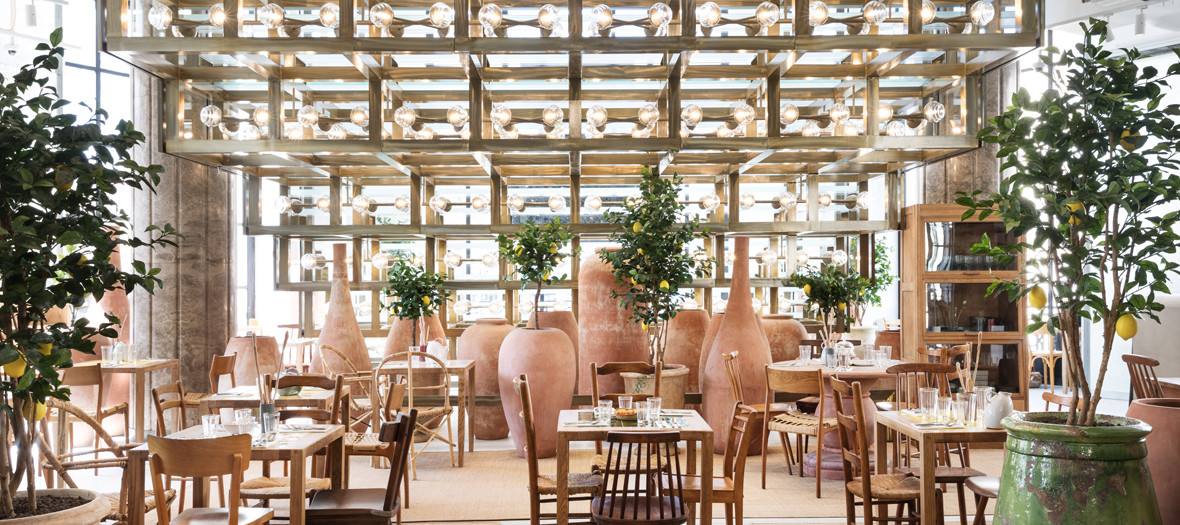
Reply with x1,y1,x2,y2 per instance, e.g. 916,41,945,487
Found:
447,105,469,128
542,104,564,127
548,195,567,212
371,252,393,269
863,1,888,26
638,103,659,127
538,4,559,29
970,0,994,26
801,121,821,137
316,196,332,212
392,195,411,212
429,195,451,213
593,4,613,29
490,104,512,127
443,251,463,269
393,106,416,128
831,249,848,266
470,194,490,213
648,2,672,28
297,105,319,127
350,107,368,125
923,100,946,123
507,195,526,214
877,103,893,123
817,193,833,208
328,123,347,140
369,3,394,28
352,194,374,215
252,107,269,127
776,191,798,209
428,2,453,28
320,3,340,28
796,252,810,265
478,3,502,28
259,2,285,29
739,193,756,210
920,0,936,24
809,1,828,26
681,104,703,128
829,102,850,124
481,253,497,267
699,193,721,211
696,2,721,28
148,4,173,30
733,102,755,127
586,105,608,128
200,105,222,127
209,4,227,27
855,191,871,209
885,120,907,136
236,123,260,140
453,299,472,314
756,2,779,27
585,195,603,211
757,248,778,267
780,103,799,124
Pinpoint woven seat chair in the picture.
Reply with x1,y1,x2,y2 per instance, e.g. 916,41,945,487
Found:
182,353,236,411
667,402,757,525
762,366,836,496
377,351,457,479
320,343,376,432
148,433,274,525
344,381,411,508
59,364,130,458
722,352,798,472
38,399,176,525
151,381,226,510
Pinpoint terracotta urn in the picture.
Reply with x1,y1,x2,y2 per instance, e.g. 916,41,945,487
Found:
312,244,371,374
698,312,724,393
383,312,447,357
874,329,901,360
456,318,515,439
525,310,580,391
702,237,773,454
577,248,647,395
1127,398,1180,519
223,336,282,390
761,313,808,362
499,327,576,458
665,309,709,394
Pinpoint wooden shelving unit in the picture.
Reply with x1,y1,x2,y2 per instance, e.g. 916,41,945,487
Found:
900,204,1028,410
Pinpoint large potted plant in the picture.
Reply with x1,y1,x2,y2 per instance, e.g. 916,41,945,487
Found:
958,20,1179,524
786,263,860,351
495,218,579,458
846,242,895,346
0,29,177,521
599,166,713,409
381,260,450,358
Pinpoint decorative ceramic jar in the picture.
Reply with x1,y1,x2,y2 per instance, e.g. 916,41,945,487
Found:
457,318,514,439
1126,398,1180,519
498,327,576,458
313,243,371,373
577,248,647,395
525,310,579,391
665,309,709,394
761,313,808,362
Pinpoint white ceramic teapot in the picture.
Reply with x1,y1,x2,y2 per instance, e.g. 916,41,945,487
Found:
984,390,1014,429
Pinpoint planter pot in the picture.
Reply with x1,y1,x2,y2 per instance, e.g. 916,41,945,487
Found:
577,248,648,396
874,329,901,360
525,310,580,392
761,314,808,362
223,336,282,390
499,327,576,458
848,325,878,354
621,364,689,409
1126,398,1180,519
456,318,515,440
383,312,447,358
702,237,772,454
996,411,1161,525
313,244,371,373
8,488,108,525
665,309,709,394
698,312,724,393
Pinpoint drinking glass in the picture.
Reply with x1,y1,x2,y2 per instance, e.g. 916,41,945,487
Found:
262,412,279,442
124,344,138,364
648,397,662,424
961,392,978,426
235,408,254,423
938,397,952,423
596,400,613,423
975,386,992,422
100,345,114,366
617,396,633,410
952,398,969,425
861,343,875,360
880,346,893,363
918,387,938,420
835,351,851,371
635,401,650,427
201,414,220,437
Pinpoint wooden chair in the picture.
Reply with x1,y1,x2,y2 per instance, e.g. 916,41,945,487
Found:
183,353,236,411
378,351,457,479
722,352,798,485
965,476,999,525
515,374,601,525
590,361,663,406
343,382,410,509
151,381,225,510
147,433,273,525
762,366,835,496
38,399,175,525
669,402,757,525
320,343,376,432
305,410,418,525
592,431,687,525
60,364,130,452
1123,354,1163,400
831,377,929,524
1042,390,1076,411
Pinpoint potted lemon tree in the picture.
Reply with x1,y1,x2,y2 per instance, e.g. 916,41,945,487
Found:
0,29,177,520
958,20,1180,524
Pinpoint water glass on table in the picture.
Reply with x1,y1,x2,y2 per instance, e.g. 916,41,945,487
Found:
635,401,649,427
879,346,893,364
835,351,851,371
617,396,633,410
918,387,938,421
596,400,613,423
861,343,875,360
647,397,661,423
937,397,952,423
262,412,280,442
201,414,220,437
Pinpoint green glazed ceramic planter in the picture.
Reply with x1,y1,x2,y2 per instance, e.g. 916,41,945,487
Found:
996,411,1161,525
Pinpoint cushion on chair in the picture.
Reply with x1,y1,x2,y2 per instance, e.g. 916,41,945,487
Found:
846,473,921,502
768,411,837,435
241,476,331,498
966,476,1000,498
536,472,603,495
895,465,985,483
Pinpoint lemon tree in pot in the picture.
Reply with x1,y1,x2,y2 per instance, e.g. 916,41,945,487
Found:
786,263,859,354
0,30,178,519
599,166,714,408
381,261,449,352
957,20,1180,524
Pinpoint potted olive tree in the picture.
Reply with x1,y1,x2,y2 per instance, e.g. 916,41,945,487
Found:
599,166,713,408
958,20,1179,524
495,218,579,458
0,29,177,520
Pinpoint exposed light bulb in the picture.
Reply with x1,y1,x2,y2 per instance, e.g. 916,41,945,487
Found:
545,123,564,139
496,124,518,139
585,195,603,211
320,2,340,28
796,252,810,265
369,3,394,28
739,193,756,210
649,3,672,28
885,119,907,136
482,252,497,267
236,123,260,140
453,299,472,315
756,1,779,27
716,125,736,138
920,0,936,24
638,103,659,127
518,299,535,315
632,125,651,139
316,195,332,212
301,253,327,270
350,107,368,125
681,104,703,128
442,251,463,269
250,107,269,127
923,100,946,123
593,4,613,30
951,118,964,135
297,105,319,127
877,103,894,123
469,194,490,213
801,120,821,137
259,2,285,29
391,195,411,213
699,193,721,211
809,1,828,26
752,297,763,313
416,125,435,140
715,300,727,313
429,195,451,213
969,0,994,27
507,194,526,214
148,4,173,31
775,191,798,209
328,123,347,140
200,105,222,127
682,298,699,310
696,2,721,28
538,4,559,30
371,252,393,269
446,105,469,128
490,104,512,127
393,106,416,128
489,301,504,315
625,194,644,208
285,123,304,140
817,193,833,207
586,105,608,128
757,248,778,267
352,194,375,215
548,195,567,212
831,249,848,266
478,3,502,28
841,121,861,137
863,1,888,26
411,255,425,266
542,104,564,127
855,191,871,209
275,195,302,215
733,102,756,127
209,4,227,27
829,102,850,124
725,252,736,263
428,2,453,28
780,103,799,124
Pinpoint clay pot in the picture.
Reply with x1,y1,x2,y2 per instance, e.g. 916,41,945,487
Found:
8,488,109,525
499,327,576,458
621,364,690,409
875,329,901,360
665,309,709,394
698,312,724,393
312,244,371,373
577,248,647,395
525,310,579,391
383,312,447,357
702,237,772,454
1127,398,1180,519
457,318,515,440
223,336,282,390
761,314,808,362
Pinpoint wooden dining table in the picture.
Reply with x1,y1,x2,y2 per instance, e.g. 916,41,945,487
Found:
124,423,346,525
1157,377,1180,398
198,384,344,415
76,359,180,442
874,410,1008,525
375,358,476,466
556,409,714,525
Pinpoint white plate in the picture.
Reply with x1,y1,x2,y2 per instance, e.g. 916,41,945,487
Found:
851,359,875,366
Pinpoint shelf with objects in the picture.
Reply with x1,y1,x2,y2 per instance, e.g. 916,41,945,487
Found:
900,203,1028,409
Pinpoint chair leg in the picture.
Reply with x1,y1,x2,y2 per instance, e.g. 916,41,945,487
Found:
956,482,967,525
844,492,856,525
724,502,732,525
972,494,990,525
814,429,823,498
781,431,794,466
760,420,769,489
446,413,456,467
403,455,411,507
735,498,743,525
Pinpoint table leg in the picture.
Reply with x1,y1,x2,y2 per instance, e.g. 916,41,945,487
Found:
193,476,210,507
126,449,147,525
557,437,570,525
467,367,475,453
875,421,889,475
686,439,697,525
699,432,713,525
920,435,937,525
329,434,345,489
133,371,146,442
456,371,466,467
290,451,306,525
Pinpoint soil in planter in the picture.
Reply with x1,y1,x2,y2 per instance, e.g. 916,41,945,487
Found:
11,495,91,518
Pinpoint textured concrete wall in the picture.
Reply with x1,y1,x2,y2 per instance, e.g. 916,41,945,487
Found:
924,60,1020,202
129,68,235,398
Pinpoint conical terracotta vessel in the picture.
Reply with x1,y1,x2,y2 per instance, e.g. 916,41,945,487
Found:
312,244,371,373
525,310,579,391
698,312,724,393
762,314,808,362
457,318,514,439
499,327,576,458
223,336,282,390
665,309,709,394
702,237,772,453
383,312,446,357
577,249,647,395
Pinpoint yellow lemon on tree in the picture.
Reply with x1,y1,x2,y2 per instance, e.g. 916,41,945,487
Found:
515,246,523,256
659,280,670,291
641,322,649,331
839,302,847,310
1120,130,1140,151
802,284,811,296
632,222,643,233
638,249,644,256
76,254,89,266
37,342,52,355
549,243,558,254
1028,286,1048,309
22,401,46,421
421,296,430,305
3,358,27,379
543,270,551,280
1116,314,1138,340
1065,202,1084,226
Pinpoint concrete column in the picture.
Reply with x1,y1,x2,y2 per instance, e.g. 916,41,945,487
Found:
129,68,235,398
